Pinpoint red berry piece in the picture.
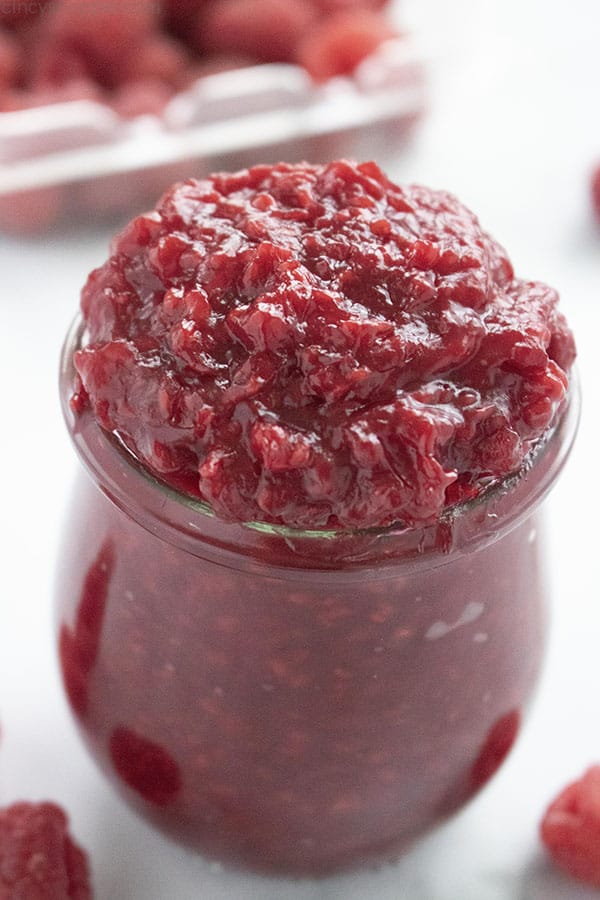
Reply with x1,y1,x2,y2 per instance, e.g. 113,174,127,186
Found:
109,727,182,806
541,766,600,888
59,541,114,717
296,10,395,81
0,802,92,899
198,0,316,63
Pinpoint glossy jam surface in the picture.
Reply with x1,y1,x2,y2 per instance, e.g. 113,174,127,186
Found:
73,160,575,530
0,0,395,113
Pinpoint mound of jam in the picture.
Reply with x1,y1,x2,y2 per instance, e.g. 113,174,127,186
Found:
73,160,575,531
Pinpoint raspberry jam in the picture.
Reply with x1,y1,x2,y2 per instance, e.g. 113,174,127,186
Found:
57,162,578,874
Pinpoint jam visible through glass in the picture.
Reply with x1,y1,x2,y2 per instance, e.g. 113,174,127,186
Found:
57,160,577,874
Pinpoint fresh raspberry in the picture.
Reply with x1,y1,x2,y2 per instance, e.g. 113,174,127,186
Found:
198,0,317,63
0,0,404,136
591,165,600,223
0,28,20,87
117,35,189,88
45,0,157,88
296,9,395,81
0,802,91,899
59,541,113,717
112,79,175,119
541,766,600,888
29,41,91,88
1,78,101,110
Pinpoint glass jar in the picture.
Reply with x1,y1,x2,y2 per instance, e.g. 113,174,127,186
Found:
56,318,579,876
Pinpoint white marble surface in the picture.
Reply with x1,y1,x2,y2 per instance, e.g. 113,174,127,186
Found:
1,0,600,897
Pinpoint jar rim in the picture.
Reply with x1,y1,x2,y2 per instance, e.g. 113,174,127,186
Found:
60,314,580,574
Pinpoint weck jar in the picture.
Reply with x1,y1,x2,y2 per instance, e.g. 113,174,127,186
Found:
55,160,578,875
55,315,578,876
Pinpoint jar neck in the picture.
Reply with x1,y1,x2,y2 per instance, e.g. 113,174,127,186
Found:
60,316,580,577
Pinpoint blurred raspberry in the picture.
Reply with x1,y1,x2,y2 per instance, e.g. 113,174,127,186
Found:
181,53,256,86
46,0,157,88
72,170,148,221
59,540,114,717
49,0,156,45
110,727,182,805
0,802,92,899
0,0,404,123
30,40,90,88
118,34,189,87
112,78,175,118
1,77,101,109
591,165,600,223
541,766,600,888
296,9,395,81
0,186,63,234
0,0,49,27
198,0,317,63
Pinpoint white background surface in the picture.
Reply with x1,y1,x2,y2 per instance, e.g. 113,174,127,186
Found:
1,1,600,897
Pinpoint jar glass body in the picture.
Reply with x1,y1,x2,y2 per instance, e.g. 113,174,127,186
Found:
55,324,579,876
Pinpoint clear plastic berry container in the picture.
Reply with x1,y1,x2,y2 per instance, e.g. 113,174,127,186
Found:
0,39,423,235
55,316,579,876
